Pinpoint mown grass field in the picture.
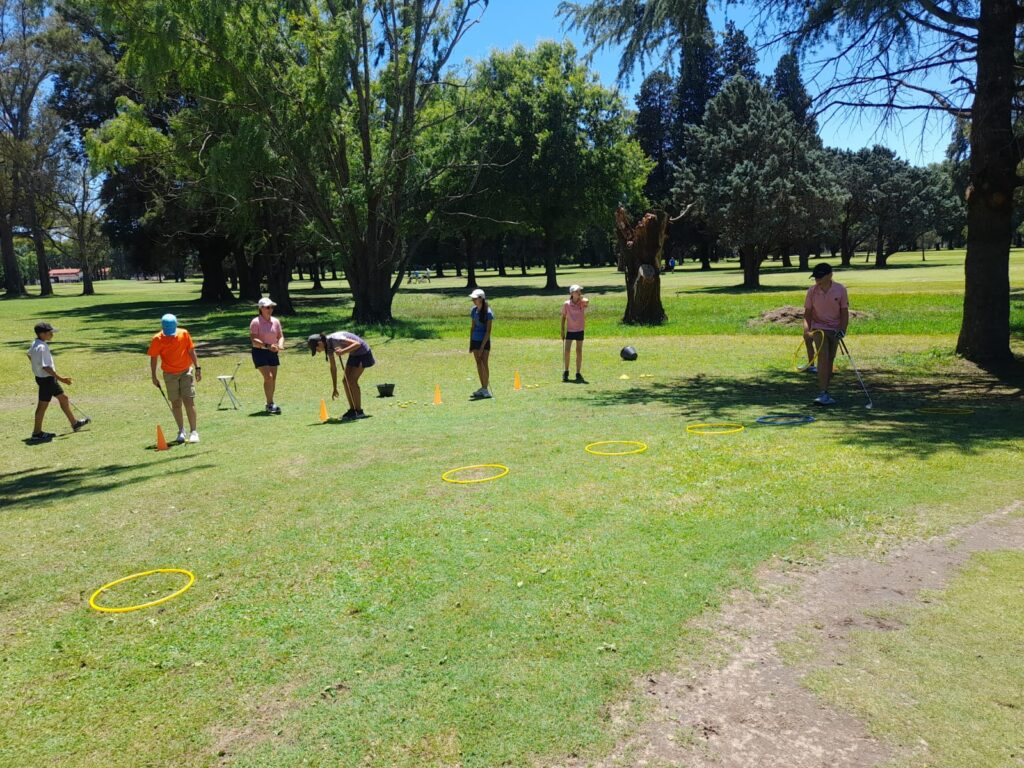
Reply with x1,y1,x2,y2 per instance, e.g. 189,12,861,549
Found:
1,250,1022,767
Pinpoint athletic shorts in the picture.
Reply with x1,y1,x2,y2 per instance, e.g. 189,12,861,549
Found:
564,330,585,341
347,351,375,368
163,369,196,400
251,347,280,368
469,339,491,352
35,376,64,402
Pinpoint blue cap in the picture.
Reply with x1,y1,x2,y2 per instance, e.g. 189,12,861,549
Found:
161,313,177,336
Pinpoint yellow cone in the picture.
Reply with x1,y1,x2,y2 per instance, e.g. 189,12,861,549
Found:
319,399,328,422
433,384,443,405
514,371,522,391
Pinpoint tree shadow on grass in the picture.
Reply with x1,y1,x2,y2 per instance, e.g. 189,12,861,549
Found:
584,365,1022,457
420,282,623,300
32,294,440,353
0,462,215,511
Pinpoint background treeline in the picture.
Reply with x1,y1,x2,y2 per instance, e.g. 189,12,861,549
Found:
0,1,976,309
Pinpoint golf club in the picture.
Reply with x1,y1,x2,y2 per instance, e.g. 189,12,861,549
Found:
341,368,355,413
155,381,177,419
839,338,873,410
71,401,91,422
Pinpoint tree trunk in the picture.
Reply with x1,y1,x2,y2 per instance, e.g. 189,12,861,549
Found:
780,245,793,268
463,231,478,290
798,246,810,271
496,236,508,277
197,239,235,302
81,257,95,296
267,264,294,314
700,238,712,271
873,229,887,268
237,253,262,302
840,220,854,266
1,215,24,296
740,245,761,289
29,212,52,296
616,207,668,324
957,0,1016,366
347,242,396,323
542,228,560,291
311,249,324,291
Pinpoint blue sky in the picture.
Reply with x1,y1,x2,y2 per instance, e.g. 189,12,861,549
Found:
457,1,954,166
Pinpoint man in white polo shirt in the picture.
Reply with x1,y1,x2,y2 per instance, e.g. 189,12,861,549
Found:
803,262,849,406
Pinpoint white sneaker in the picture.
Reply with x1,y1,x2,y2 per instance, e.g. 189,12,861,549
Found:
176,429,186,444
188,430,200,443
813,392,836,406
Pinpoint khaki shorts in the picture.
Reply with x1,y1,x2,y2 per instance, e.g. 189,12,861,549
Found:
163,369,196,400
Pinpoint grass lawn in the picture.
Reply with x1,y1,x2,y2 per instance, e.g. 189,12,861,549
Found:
1,250,1022,767
807,551,1024,768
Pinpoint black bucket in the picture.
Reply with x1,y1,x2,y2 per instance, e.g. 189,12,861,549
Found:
377,383,396,397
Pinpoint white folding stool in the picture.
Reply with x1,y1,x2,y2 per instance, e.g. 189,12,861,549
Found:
217,360,243,410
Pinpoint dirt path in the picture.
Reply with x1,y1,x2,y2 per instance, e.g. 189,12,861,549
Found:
553,502,1024,768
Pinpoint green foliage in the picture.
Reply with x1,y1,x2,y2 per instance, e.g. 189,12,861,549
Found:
634,70,676,203
457,42,651,247
719,20,758,82
0,265,1022,767
675,77,844,279
769,52,814,131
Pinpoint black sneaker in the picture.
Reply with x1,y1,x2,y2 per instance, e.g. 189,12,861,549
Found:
31,431,55,441
562,370,569,382
72,418,91,431
575,373,587,384
340,409,357,422
355,410,368,419
268,403,281,415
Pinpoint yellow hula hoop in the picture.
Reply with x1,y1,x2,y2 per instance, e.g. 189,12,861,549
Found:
441,464,510,484
584,440,648,456
686,423,745,436
793,329,824,372
916,406,974,415
89,568,195,614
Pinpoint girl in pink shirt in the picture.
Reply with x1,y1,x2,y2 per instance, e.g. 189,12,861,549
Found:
561,285,589,383
250,297,285,414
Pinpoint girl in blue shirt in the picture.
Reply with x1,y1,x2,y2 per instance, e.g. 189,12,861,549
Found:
468,289,493,399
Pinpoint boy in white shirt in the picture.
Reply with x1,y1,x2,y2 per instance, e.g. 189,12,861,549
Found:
27,322,89,441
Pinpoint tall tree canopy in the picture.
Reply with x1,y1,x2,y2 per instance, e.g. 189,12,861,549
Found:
676,76,844,288
561,0,1022,367
89,0,487,323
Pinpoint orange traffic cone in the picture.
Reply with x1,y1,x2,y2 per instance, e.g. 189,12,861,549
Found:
319,399,329,422
155,425,169,451
513,371,522,391
433,384,443,405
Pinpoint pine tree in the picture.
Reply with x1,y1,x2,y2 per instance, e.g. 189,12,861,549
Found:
635,71,676,204
674,8,721,128
719,21,758,82
770,52,815,132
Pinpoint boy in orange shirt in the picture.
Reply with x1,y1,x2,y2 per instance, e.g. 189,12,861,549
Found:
147,313,202,443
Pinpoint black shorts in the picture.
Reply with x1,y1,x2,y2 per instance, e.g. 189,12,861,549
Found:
565,330,584,341
469,339,491,352
251,347,280,367
36,376,64,402
347,350,375,368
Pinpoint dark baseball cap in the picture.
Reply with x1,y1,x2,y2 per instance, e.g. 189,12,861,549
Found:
307,334,322,356
34,322,56,334
810,263,833,279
